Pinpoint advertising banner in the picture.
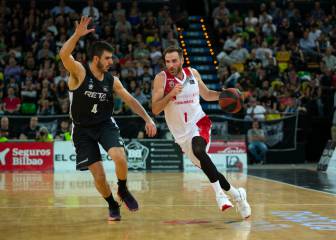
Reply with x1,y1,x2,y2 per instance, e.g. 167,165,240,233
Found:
0,142,53,171
54,140,183,172
183,140,247,171
54,141,115,172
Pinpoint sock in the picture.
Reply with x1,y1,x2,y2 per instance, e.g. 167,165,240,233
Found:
227,185,240,200
192,137,219,183
217,171,230,191
211,180,225,196
117,179,127,192
105,194,119,208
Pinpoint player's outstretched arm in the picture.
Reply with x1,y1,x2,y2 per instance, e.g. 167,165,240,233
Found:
59,16,95,89
191,68,220,101
113,77,157,137
152,72,182,115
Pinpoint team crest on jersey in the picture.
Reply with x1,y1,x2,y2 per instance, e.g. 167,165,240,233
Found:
169,80,175,88
88,84,94,90
103,86,108,92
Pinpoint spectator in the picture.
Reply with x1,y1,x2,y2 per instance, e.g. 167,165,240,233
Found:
37,99,54,115
132,86,149,109
139,65,153,83
3,87,21,115
19,116,40,140
0,116,16,141
212,0,230,28
36,126,53,142
4,57,22,81
54,64,68,85
82,0,100,22
114,15,132,42
55,119,71,141
245,10,258,29
299,31,318,55
51,0,74,16
113,1,126,21
322,47,336,71
247,120,268,164
245,97,266,121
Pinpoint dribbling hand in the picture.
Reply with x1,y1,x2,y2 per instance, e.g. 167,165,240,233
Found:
145,120,157,137
74,16,95,37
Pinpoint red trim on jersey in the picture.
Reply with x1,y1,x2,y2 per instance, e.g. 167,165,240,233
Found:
163,70,177,98
183,67,192,78
163,67,192,96
196,115,212,143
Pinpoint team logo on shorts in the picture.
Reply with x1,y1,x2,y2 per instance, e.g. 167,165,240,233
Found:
125,140,148,170
118,137,124,146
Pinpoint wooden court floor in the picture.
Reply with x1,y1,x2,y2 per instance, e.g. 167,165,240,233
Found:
0,171,335,240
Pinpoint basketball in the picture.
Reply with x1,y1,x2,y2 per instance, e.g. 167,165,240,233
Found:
219,88,243,113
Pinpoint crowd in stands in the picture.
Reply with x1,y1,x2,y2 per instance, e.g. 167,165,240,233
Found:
0,0,178,140
0,0,177,116
213,0,335,121
2,0,336,142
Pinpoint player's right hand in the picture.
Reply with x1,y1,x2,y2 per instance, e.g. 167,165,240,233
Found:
169,84,183,98
74,16,95,37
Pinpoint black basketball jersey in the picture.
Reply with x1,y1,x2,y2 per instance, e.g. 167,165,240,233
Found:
69,64,114,127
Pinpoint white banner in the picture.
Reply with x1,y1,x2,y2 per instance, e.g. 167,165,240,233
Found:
327,146,336,174
54,141,115,172
183,153,247,172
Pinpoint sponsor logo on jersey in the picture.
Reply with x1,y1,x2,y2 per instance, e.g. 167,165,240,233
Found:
84,91,107,101
169,80,175,88
88,84,94,90
103,86,108,92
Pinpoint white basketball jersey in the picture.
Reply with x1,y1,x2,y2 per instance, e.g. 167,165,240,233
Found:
163,67,205,143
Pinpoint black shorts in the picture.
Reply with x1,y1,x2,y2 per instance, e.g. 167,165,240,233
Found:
72,119,125,171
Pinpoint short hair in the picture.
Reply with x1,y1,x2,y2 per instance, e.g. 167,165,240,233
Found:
163,45,183,59
89,41,114,59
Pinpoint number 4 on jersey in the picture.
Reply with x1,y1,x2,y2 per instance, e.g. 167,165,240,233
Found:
91,104,98,114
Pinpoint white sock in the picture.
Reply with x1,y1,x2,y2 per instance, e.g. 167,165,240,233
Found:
211,181,225,196
227,185,239,199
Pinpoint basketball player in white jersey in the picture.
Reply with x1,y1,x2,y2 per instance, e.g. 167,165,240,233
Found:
152,46,251,219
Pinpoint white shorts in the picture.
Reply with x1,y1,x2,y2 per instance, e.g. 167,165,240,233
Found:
178,115,212,168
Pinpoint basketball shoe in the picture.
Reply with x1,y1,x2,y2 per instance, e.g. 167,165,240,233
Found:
118,188,139,211
108,205,121,221
234,188,251,219
216,192,233,211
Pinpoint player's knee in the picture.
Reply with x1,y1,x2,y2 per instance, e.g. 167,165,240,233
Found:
108,148,126,164
93,172,107,185
191,136,207,159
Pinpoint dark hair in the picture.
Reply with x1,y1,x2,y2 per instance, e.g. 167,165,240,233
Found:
89,41,114,59
163,45,183,59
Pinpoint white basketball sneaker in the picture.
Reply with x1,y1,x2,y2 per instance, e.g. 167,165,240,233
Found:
216,192,233,211
234,188,251,219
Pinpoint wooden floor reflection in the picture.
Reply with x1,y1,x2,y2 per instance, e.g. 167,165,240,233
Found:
0,171,335,240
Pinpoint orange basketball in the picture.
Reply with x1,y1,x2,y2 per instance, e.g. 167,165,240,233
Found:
219,88,243,113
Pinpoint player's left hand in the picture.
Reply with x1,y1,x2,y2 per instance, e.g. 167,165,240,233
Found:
145,120,157,137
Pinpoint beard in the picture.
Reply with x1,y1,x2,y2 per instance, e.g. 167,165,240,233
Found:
97,60,108,73
168,65,182,76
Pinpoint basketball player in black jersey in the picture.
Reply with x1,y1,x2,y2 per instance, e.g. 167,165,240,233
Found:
59,16,157,221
